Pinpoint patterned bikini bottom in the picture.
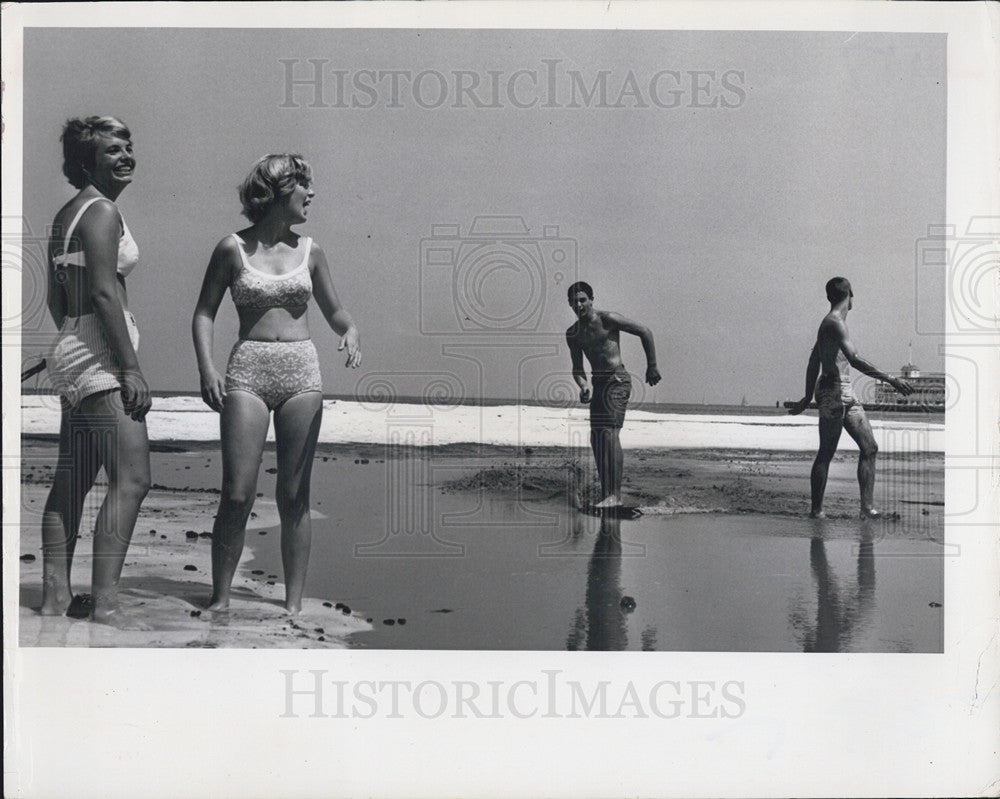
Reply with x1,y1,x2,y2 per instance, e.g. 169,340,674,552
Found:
225,339,322,410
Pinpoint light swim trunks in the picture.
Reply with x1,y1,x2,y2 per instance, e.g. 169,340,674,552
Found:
815,355,866,423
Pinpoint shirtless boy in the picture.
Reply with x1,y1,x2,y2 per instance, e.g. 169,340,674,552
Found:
788,277,914,518
566,282,660,508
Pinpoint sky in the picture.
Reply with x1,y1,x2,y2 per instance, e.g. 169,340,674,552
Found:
20,28,946,405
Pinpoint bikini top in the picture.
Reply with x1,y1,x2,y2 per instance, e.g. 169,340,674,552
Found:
52,196,139,277
229,233,313,310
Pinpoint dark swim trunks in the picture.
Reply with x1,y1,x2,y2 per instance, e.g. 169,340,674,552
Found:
590,366,632,430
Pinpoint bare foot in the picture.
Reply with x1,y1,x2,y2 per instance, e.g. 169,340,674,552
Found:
204,597,231,612
860,508,882,519
809,510,827,519
40,592,73,616
284,600,302,616
593,495,623,509
91,605,153,631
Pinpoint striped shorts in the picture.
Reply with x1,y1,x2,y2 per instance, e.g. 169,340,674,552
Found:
48,311,140,408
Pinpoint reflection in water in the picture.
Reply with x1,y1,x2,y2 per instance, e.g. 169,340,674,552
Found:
791,520,876,653
566,514,658,651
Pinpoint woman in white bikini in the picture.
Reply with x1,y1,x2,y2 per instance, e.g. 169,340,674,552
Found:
192,154,361,614
42,116,152,625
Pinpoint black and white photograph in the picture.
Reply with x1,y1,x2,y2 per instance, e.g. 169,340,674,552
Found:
3,2,998,797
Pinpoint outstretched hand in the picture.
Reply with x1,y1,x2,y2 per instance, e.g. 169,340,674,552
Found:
890,378,915,396
338,326,362,368
787,397,811,416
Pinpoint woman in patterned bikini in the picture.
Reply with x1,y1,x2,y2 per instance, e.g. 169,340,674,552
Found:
42,116,152,626
192,154,361,614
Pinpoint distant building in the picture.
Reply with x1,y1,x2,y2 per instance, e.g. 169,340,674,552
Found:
873,363,946,408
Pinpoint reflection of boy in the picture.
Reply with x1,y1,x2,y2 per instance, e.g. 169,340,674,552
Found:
788,277,913,518
566,282,661,508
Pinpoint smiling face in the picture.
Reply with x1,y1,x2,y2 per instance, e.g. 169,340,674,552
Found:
569,290,593,318
88,134,135,196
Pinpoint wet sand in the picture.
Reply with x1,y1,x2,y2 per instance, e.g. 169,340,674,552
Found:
18,436,943,650
18,444,371,648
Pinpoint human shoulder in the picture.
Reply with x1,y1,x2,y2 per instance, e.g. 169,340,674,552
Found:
208,234,243,281
599,310,627,329
75,196,121,234
213,233,243,260
818,313,847,339
303,237,326,273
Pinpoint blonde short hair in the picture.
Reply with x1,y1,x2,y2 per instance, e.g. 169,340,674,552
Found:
61,116,131,189
238,154,312,223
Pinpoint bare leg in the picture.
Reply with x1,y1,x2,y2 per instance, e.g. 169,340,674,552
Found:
842,406,880,517
590,429,608,500
810,414,844,518
206,391,270,611
78,390,151,625
39,405,103,614
592,428,624,508
273,392,323,615
611,429,624,500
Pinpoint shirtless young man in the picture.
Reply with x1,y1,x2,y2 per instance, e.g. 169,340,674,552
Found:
788,277,914,518
566,282,661,508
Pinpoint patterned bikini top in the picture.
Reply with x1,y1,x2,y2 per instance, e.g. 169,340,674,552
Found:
52,196,139,277
229,234,313,310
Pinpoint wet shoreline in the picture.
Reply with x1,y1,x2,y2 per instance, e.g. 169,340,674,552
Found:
18,439,943,649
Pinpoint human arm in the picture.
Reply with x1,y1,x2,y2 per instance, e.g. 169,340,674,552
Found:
839,328,915,396
566,329,590,403
46,248,68,329
787,342,821,415
80,200,150,420
310,242,361,368
608,313,661,385
191,238,235,412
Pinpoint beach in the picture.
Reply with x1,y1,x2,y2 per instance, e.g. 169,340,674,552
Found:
21,394,946,451
17,396,944,650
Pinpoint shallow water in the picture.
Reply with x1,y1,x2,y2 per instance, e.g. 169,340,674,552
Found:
19,442,944,651
245,456,944,652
